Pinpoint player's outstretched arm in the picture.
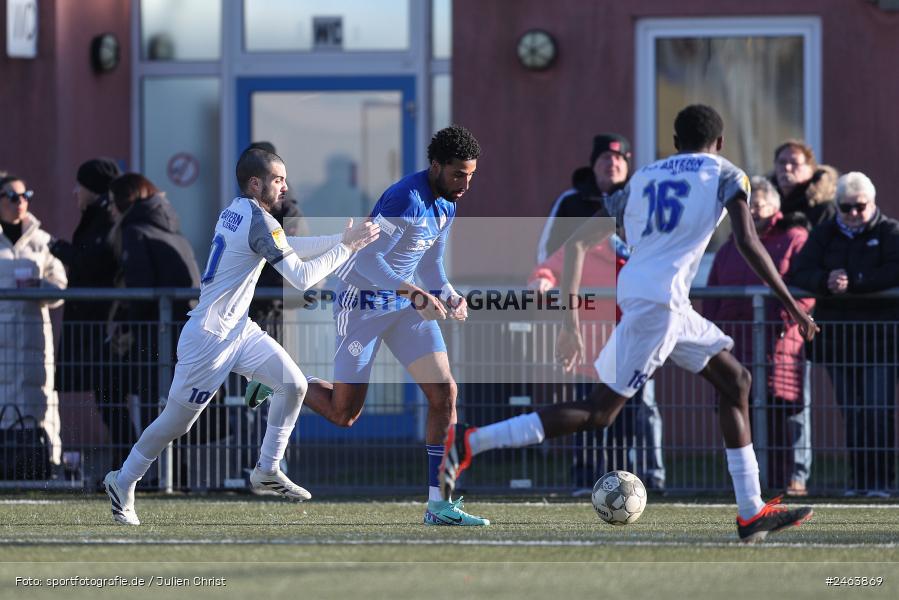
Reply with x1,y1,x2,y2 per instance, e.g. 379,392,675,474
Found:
273,220,379,292
286,233,343,258
725,194,819,341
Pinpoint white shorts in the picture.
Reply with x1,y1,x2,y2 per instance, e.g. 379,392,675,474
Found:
167,318,283,411
595,299,733,398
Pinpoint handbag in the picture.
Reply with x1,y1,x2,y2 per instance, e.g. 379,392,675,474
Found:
0,404,52,480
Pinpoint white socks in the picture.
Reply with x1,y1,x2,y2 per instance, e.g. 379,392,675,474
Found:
118,448,153,490
258,425,293,474
469,413,545,456
726,444,766,520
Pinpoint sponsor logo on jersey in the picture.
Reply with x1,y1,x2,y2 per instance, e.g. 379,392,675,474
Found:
220,208,244,232
408,237,437,252
373,214,397,236
271,227,288,250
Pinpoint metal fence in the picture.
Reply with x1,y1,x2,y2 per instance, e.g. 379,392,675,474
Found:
0,286,896,497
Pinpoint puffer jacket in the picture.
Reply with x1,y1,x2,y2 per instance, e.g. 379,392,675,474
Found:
111,193,201,324
788,209,899,365
0,213,68,464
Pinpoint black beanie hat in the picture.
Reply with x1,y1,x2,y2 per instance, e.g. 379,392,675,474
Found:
590,133,632,167
77,158,122,195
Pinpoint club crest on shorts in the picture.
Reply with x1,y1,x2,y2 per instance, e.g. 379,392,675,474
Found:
348,340,364,356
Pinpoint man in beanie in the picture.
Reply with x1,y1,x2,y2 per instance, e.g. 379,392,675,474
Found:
536,133,631,262
534,133,666,493
50,158,129,470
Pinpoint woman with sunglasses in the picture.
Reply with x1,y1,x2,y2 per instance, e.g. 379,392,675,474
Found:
0,175,69,478
789,172,899,498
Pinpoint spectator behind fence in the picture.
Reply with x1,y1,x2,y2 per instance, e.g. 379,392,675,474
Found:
530,234,666,492
536,133,631,264
107,174,201,436
789,172,899,497
49,158,125,466
0,175,68,473
770,139,837,227
705,177,815,495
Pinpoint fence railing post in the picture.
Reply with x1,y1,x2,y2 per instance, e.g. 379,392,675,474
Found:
158,292,174,494
751,292,768,487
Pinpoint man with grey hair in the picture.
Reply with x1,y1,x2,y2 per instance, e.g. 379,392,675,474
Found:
790,171,899,497
707,175,815,496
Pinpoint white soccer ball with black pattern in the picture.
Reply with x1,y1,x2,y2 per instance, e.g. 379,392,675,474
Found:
591,470,647,525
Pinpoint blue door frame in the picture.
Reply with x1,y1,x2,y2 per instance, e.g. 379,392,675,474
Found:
236,75,420,440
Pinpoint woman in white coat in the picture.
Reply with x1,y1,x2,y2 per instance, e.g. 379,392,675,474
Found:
0,175,68,471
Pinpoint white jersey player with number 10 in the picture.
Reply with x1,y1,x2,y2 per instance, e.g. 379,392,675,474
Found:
102,148,379,526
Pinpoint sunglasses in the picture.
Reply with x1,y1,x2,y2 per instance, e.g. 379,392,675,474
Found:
3,190,34,203
838,202,868,214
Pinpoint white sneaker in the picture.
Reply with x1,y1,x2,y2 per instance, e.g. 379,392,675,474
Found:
103,470,140,526
250,466,311,501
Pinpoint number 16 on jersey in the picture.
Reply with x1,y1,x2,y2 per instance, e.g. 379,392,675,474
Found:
641,179,688,236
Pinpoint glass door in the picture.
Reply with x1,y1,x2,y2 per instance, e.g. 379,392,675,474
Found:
236,76,417,439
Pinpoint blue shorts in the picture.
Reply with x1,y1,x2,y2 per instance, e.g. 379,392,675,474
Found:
333,301,446,384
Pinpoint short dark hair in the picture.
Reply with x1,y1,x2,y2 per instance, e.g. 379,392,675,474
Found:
109,173,160,213
248,141,277,154
0,175,23,191
674,104,724,150
427,125,480,165
236,147,283,193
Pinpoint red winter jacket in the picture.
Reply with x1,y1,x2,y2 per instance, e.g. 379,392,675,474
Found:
704,212,814,401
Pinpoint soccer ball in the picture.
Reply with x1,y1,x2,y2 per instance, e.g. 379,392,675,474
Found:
591,470,647,525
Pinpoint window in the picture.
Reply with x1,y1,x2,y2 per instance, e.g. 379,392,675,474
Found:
141,0,221,61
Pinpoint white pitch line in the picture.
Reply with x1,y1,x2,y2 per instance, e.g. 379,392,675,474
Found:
2,499,897,510
1,538,896,550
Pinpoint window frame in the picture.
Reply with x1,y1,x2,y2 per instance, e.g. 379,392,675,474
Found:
634,16,822,169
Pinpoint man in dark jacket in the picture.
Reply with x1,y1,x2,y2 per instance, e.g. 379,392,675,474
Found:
536,133,630,263
535,133,665,492
50,159,130,471
50,158,121,392
788,171,899,497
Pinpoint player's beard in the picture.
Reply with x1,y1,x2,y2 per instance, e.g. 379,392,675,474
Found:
260,187,282,211
434,168,459,202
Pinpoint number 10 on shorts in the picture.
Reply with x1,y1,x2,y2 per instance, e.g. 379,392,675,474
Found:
188,388,213,404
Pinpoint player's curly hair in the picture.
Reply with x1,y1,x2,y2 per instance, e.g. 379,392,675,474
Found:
427,125,481,165
674,104,724,150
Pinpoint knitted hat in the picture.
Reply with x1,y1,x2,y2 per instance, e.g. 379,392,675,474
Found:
76,158,122,195
590,133,632,166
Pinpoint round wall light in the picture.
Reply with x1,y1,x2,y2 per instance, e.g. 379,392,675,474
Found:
90,33,120,73
516,29,557,71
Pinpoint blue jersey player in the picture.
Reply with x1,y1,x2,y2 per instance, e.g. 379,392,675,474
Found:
248,126,489,526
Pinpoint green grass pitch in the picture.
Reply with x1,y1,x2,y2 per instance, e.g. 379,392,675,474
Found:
1,494,897,599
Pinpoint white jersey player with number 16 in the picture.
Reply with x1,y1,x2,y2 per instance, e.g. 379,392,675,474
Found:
441,105,819,544
102,148,379,526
